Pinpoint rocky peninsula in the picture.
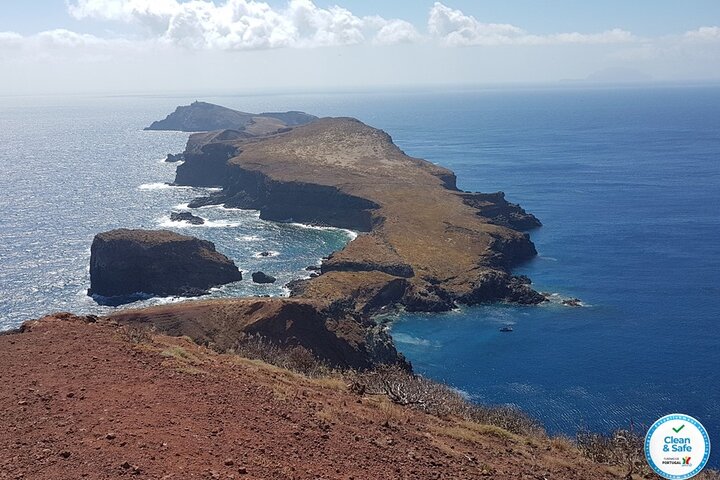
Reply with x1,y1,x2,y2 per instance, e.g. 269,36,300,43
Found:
85,103,546,369
171,112,544,314
81,103,545,368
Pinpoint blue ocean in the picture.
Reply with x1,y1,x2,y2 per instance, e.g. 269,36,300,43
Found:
1,86,718,463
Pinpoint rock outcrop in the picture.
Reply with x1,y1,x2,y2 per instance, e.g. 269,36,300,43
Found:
145,101,317,134
88,229,241,299
170,211,205,225
107,298,405,370
251,271,277,284
460,191,542,231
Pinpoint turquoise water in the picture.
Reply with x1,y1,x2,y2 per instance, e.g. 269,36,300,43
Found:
1,87,719,464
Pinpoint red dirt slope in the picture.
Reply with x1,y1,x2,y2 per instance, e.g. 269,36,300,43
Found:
0,314,624,479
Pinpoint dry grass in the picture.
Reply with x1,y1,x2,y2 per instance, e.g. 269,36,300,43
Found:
310,376,347,392
148,330,720,480
576,428,654,478
431,423,510,446
348,364,543,437
119,324,154,344
161,346,204,366
378,399,408,427
461,421,515,440
230,334,333,378
550,435,575,453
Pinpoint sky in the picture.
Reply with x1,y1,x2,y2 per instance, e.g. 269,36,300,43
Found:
1,0,719,95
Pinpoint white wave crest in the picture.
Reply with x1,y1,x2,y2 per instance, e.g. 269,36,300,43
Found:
157,216,241,228
237,235,262,241
138,182,192,191
288,222,358,241
154,295,192,305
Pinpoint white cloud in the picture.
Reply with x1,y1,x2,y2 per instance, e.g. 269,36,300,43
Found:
0,31,23,47
428,2,524,46
62,0,640,50
684,26,720,42
370,18,422,46
428,2,635,46
66,0,418,49
36,29,107,48
0,28,142,65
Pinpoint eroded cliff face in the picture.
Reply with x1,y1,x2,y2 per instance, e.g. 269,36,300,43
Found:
460,191,542,231
88,229,242,300
106,298,407,370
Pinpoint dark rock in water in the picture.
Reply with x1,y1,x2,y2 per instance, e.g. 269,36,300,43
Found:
562,298,583,307
88,229,242,300
258,251,272,257
165,153,185,163
457,271,547,305
144,101,317,134
309,272,319,278
305,265,321,271
187,194,226,208
252,272,277,284
460,191,542,231
170,211,205,225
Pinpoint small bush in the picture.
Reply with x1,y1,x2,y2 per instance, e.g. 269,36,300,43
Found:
576,428,649,478
119,324,153,344
379,400,407,427
230,334,333,378
549,435,575,453
349,364,543,436
577,428,720,479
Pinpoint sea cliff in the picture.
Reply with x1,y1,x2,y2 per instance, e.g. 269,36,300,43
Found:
88,229,242,299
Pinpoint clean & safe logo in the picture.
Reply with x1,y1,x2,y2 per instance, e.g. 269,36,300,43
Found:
645,414,711,479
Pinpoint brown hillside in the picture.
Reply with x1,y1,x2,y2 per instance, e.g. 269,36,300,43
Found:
0,314,629,480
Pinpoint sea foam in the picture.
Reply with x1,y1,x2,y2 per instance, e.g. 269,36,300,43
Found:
157,216,241,228
288,222,358,241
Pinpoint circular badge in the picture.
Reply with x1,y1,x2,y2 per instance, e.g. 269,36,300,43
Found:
645,414,711,479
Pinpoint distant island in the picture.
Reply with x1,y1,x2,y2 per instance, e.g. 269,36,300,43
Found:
145,101,317,134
